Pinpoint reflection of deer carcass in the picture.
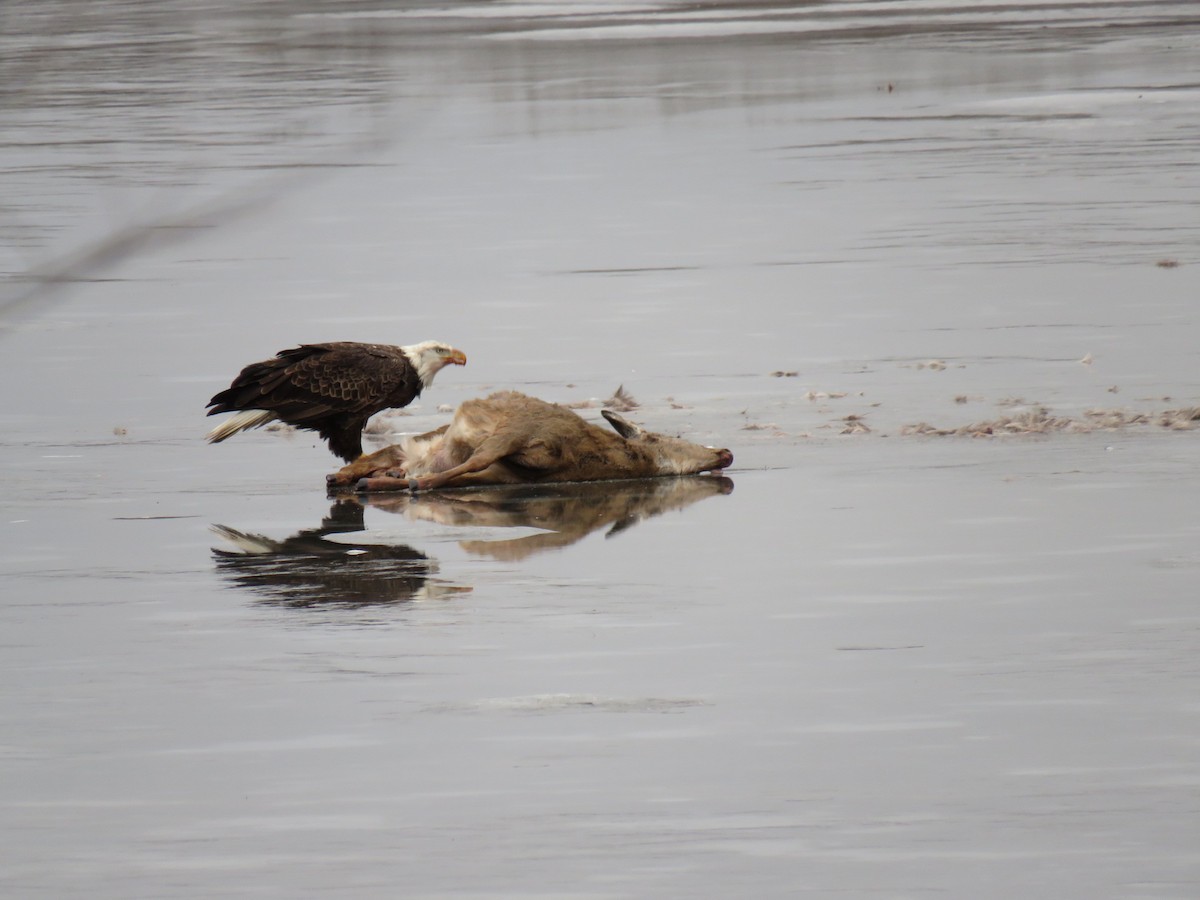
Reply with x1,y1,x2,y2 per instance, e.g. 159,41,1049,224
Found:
360,475,734,560
328,391,733,492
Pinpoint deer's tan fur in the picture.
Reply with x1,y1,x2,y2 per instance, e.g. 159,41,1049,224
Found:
328,391,732,492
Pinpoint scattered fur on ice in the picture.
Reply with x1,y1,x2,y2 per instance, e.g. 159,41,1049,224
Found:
566,385,638,411
841,414,871,434
805,390,848,401
603,385,639,411
363,418,395,435
900,406,1200,437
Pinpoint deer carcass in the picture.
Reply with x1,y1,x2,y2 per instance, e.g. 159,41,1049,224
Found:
327,391,733,492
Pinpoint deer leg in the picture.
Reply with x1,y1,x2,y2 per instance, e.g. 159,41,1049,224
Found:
406,433,525,492
354,474,412,492
327,444,407,488
359,464,522,494
408,448,506,491
354,429,529,493
329,423,453,488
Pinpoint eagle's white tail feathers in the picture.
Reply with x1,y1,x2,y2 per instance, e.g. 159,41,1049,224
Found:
209,524,277,555
206,409,277,444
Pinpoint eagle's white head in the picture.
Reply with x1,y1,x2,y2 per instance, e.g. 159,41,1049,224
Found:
402,340,468,387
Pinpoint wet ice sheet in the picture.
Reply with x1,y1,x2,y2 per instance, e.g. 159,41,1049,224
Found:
2,2,1200,898
4,446,1200,897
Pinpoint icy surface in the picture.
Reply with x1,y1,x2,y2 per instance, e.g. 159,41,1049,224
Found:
2,2,1199,897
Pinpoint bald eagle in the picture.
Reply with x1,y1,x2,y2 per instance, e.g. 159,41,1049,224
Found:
206,340,467,462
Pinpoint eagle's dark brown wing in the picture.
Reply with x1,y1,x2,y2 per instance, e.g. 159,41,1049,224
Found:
207,343,422,462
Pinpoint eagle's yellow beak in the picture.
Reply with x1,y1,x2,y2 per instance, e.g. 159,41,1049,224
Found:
449,349,467,367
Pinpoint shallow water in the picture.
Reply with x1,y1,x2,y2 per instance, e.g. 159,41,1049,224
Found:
2,2,1200,897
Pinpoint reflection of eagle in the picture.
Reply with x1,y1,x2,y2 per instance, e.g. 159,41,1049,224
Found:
206,340,467,462
210,500,458,610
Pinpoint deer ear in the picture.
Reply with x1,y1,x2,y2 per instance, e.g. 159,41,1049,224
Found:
602,409,643,439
